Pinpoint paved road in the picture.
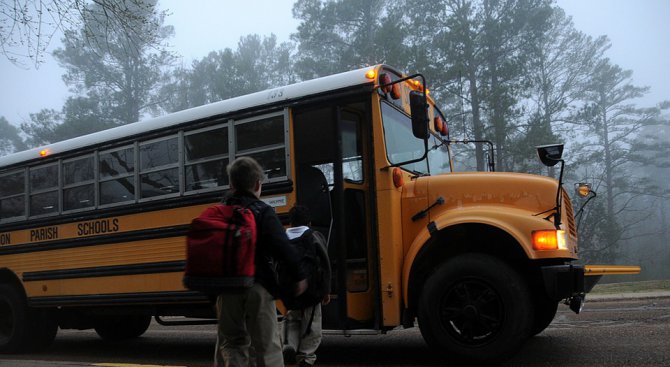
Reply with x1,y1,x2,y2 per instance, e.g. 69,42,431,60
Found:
1,294,669,367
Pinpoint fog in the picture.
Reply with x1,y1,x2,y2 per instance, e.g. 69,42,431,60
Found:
1,0,669,120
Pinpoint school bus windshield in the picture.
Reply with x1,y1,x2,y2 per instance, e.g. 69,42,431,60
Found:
381,100,451,175
381,101,429,175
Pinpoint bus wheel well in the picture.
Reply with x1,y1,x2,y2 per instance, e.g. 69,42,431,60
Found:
0,269,24,295
407,223,530,315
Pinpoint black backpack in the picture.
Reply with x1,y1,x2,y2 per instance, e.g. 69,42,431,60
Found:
279,228,330,311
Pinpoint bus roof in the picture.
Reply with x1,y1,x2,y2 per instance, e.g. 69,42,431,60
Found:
0,65,389,170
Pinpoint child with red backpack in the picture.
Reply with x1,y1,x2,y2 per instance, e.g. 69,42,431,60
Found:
196,157,307,367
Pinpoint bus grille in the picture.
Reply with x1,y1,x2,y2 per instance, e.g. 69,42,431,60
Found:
563,192,577,238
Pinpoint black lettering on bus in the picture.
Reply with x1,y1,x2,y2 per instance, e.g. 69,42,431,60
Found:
77,219,120,236
29,227,59,242
0,232,10,245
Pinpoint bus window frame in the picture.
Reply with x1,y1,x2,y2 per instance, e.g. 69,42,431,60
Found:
183,121,230,195
233,110,290,184
138,134,182,202
28,162,60,219
61,154,96,214
98,144,137,209
0,168,27,222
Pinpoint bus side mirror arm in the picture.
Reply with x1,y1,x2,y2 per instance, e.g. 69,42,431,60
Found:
536,144,565,229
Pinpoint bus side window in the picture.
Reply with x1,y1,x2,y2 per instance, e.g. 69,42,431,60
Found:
63,156,95,211
234,114,287,182
184,125,229,192
29,164,59,216
99,146,135,205
139,137,179,199
0,170,26,220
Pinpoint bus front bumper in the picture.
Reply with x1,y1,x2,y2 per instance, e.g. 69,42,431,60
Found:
540,264,641,314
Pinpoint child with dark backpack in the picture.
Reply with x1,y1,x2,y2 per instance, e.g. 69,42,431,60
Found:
282,205,331,367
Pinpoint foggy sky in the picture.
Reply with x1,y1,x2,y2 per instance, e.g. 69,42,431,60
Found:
0,0,668,127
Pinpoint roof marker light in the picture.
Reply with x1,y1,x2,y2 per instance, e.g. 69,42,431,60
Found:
39,149,49,157
365,69,377,80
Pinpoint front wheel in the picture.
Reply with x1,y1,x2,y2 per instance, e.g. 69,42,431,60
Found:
417,254,534,365
531,293,559,336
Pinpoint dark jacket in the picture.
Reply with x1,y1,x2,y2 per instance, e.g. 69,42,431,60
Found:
224,191,306,297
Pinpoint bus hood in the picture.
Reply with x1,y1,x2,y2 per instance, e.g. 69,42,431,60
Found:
404,171,579,258
423,171,560,215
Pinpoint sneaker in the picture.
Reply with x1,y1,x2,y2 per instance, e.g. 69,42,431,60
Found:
282,345,296,364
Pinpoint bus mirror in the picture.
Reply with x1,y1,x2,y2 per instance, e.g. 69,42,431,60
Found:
536,144,564,167
410,90,429,140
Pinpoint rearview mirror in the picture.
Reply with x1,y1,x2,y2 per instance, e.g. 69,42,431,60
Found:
536,144,564,167
410,90,429,140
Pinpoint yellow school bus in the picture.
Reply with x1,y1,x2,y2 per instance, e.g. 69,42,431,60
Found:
0,65,639,363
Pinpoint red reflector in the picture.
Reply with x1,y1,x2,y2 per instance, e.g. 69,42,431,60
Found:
390,83,401,100
392,167,404,188
379,73,392,94
434,116,444,134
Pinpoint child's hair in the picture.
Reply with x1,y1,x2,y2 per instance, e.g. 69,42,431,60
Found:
227,157,264,192
289,205,311,227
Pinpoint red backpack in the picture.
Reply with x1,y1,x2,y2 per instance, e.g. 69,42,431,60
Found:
183,203,258,294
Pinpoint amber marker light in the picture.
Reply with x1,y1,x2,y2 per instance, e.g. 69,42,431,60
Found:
392,167,404,188
39,149,49,157
365,69,377,80
411,79,423,91
532,230,566,251
576,183,591,198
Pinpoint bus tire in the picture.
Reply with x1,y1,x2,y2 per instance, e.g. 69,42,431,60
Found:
417,254,533,365
0,284,31,353
30,308,58,351
94,314,152,341
531,293,559,336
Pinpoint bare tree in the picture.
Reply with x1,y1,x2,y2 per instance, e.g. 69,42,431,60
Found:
0,0,169,67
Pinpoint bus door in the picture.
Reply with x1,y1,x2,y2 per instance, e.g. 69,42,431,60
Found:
292,101,379,331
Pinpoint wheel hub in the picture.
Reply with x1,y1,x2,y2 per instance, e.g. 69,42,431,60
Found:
440,279,504,345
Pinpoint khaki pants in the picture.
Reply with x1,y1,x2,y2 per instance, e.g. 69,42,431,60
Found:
215,284,284,367
284,304,323,366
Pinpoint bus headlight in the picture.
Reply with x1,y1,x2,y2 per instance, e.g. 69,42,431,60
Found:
532,230,567,251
